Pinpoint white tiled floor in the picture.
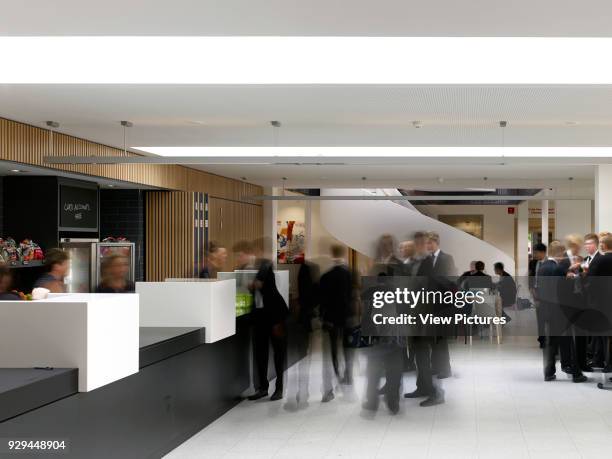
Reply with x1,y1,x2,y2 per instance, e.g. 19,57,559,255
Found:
165,329,612,459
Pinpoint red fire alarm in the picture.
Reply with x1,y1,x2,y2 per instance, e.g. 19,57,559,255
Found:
507,207,515,214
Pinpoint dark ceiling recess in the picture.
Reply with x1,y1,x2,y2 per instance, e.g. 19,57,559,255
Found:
398,188,542,205
287,189,321,196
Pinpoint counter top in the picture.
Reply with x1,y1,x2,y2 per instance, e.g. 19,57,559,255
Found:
0,368,78,422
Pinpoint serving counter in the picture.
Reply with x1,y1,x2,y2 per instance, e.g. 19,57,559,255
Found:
0,281,307,458
0,293,139,392
137,279,236,343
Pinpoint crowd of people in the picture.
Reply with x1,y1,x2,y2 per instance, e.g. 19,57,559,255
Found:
209,231,516,415
529,232,612,383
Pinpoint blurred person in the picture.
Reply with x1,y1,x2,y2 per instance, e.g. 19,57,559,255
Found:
399,240,415,266
199,241,227,279
530,243,548,348
599,231,611,254
494,262,516,322
458,261,478,287
564,234,584,267
34,248,69,293
96,253,134,293
362,273,404,415
233,240,256,270
373,233,401,276
0,265,21,300
248,238,289,401
404,231,429,276
537,241,587,382
285,258,320,411
320,244,355,402
400,232,434,372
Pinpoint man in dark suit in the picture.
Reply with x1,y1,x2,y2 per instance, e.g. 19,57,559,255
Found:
537,241,587,382
320,244,354,402
248,240,289,401
583,233,612,372
405,231,456,407
530,243,548,348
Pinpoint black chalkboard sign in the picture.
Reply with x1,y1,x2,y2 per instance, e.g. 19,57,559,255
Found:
59,185,98,230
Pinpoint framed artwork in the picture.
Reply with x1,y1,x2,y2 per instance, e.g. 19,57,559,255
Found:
438,214,484,239
277,220,305,264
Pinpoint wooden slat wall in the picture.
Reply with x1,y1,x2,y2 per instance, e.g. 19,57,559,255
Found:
208,197,264,270
146,192,197,281
0,117,263,202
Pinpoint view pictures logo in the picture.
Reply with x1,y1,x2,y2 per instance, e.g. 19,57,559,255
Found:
372,288,486,309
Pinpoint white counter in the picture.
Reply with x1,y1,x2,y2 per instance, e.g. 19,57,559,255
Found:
0,293,139,392
137,279,236,343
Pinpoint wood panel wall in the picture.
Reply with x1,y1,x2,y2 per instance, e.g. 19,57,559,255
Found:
0,117,262,201
208,197,264,270
146,192,197,281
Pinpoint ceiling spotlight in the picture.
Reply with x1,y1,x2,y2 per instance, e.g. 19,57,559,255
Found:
240,176,247,181
483,177,488,181
412,121,423,129
568,176,574,181
270,121,281,128
120,120,133,128
437,177,444,183
10,169,24,173
499,121,507,128
361,176,367,181
282,176,288,181
45,121,60,129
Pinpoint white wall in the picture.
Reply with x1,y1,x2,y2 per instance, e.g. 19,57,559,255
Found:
555,200,592,239
595,165,612,232
415,204,515,263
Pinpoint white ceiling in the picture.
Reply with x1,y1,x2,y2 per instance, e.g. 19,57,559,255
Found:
2,1,612,37
1,85,611,186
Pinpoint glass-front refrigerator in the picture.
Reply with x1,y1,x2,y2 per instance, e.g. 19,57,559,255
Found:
60,239,135,292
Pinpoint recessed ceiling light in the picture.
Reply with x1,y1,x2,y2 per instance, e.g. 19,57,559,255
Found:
10,169,25,173
565,121,579,126
132,146,612,158
107,184,115,187
4,37,612,84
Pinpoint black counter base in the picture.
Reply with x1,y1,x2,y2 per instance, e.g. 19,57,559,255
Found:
0,369,78,423
0,315,307,459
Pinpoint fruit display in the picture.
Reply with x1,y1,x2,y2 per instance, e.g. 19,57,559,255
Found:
19,239,44,264
12,290,33,301
0,237,44,266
